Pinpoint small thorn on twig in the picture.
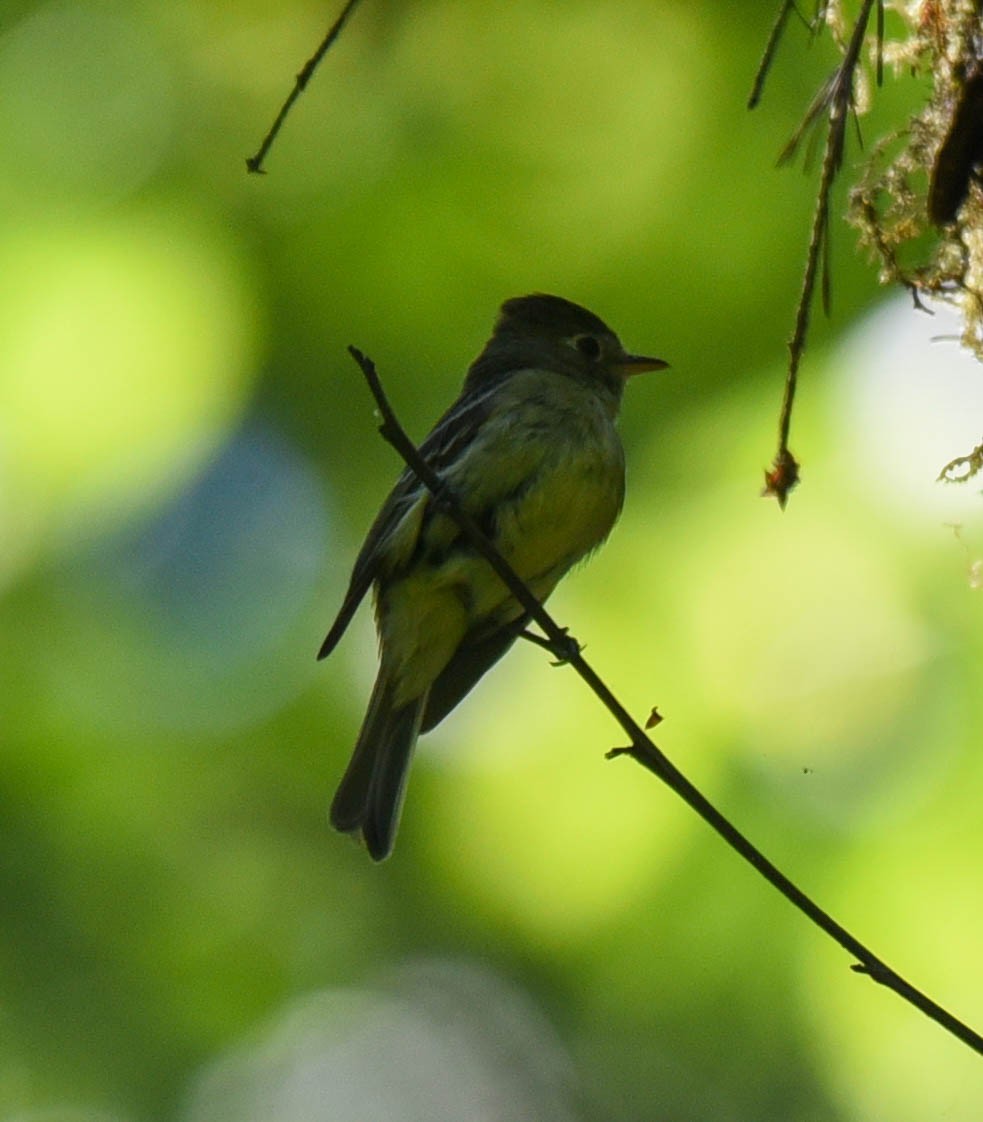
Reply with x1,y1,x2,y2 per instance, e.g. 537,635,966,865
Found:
605,745,631,760
645,706,664,730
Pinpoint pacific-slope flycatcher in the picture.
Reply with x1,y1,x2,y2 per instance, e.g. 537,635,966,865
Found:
320,294,667,859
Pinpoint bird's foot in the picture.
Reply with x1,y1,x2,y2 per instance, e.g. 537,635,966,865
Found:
520,627,581,665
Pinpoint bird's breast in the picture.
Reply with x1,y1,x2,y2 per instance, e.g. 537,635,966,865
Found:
461,369,626,590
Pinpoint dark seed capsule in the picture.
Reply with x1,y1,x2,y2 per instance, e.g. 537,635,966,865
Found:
929,67,983,226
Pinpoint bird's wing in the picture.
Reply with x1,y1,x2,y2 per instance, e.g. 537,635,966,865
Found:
317,386,497,661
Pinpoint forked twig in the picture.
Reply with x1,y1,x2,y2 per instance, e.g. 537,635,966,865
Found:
345,343,983,1058
246,0,364,174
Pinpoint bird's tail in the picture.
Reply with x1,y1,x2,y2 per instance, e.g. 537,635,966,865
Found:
330,672,425,861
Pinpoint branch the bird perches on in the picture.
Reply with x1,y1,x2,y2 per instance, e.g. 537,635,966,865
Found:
345,342,983,1060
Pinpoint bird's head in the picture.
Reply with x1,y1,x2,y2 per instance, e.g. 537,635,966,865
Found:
467,293,667,399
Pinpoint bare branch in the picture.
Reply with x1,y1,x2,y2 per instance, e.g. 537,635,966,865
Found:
345,344,983,1058
246,0,364,174
762,0,880,507
748,1,797,109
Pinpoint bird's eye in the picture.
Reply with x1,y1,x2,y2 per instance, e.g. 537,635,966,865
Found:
573,334,602,361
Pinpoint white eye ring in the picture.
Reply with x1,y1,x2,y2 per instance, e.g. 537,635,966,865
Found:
571,334,602,361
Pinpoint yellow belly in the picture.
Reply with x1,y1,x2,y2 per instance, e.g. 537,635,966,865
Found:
378,366,626,700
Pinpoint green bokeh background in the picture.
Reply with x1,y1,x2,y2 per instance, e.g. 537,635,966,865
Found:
1,2,981,1120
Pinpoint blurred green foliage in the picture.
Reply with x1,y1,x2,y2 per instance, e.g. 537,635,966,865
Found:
1,2,982,1120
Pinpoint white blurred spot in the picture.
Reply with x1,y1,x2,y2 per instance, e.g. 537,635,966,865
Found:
184,959,582,1122
835,296,983,519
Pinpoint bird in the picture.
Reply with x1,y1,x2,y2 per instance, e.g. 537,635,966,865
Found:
319,294,667,859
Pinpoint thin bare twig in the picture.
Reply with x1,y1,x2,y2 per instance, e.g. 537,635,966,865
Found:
246,0,364,174
748,0,798,109
760,0,881,507
346,343,983,1058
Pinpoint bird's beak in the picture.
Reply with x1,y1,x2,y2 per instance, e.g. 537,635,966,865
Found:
616,352,669,376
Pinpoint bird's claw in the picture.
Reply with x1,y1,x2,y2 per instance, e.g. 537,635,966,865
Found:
549,629,582,666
